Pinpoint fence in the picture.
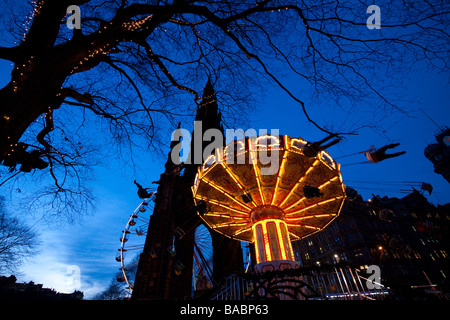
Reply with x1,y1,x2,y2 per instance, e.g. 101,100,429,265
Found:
211,266,389,300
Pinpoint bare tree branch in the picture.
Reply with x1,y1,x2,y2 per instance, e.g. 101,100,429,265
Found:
0,0,448,220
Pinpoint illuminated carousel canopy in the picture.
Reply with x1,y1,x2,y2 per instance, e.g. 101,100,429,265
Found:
192,135,346,263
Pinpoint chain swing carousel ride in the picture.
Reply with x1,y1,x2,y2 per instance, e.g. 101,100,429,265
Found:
192,134,346,299
116,133,346,299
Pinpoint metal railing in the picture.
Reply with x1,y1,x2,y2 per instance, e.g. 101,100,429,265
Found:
211,266,389,300
211,274,253,300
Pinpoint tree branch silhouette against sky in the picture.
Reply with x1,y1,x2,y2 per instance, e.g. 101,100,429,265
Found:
0,0,449,298
0,0,449,218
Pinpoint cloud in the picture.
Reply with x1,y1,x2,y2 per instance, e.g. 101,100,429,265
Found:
16,194,136,299
18,254,76,293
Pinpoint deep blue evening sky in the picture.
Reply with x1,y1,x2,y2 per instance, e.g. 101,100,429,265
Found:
2,57,448,298
0,3,449,299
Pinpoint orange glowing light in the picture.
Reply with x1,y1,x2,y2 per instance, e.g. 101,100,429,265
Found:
193,135,346,264
252,218,295,263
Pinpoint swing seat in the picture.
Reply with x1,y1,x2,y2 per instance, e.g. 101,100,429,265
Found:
303,185,324,198
303,143,323,158
196,200,208,216
240,193,253,203
365,151,380,163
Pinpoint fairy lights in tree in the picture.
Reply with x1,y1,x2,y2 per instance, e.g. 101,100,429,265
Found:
122,15,153,32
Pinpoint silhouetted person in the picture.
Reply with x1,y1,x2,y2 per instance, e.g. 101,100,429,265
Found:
303,185,324,198
303,134,341,158
134,180,152,199
196,200,208,216
365,143,406,163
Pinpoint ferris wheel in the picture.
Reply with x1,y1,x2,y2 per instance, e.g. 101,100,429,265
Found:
116,194,215,297
192,224,214,292
116,196,155,295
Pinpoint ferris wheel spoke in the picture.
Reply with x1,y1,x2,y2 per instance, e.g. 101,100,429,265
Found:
121,245,145,250
137,216,150,224
192,225,214,289
194,243,213,283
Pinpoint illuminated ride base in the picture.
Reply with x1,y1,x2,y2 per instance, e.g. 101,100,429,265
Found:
192,135,346,299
